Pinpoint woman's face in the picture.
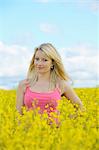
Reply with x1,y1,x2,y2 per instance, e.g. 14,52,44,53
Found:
34,50,52,74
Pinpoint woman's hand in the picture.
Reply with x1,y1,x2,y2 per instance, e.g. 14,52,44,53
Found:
68,113,78,119
68,105,86,119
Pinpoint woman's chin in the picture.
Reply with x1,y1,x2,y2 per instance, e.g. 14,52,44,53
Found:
37,70,45,74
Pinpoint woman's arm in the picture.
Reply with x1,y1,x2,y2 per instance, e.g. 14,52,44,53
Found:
62,81,85,112
16,81,26,115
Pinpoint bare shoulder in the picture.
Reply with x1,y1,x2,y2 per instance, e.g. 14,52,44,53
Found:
57,78,72,95
17,79,27,93
62,80,72,87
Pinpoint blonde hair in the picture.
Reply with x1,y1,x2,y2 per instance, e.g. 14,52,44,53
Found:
27,43,72,90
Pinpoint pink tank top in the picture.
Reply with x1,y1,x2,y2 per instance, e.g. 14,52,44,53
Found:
23,85,61,114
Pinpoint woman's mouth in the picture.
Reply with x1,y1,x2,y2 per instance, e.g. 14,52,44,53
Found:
37,67,44,69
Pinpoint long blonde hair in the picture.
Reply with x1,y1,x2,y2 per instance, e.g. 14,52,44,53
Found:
27,43,72,90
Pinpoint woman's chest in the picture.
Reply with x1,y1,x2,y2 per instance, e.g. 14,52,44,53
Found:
30,82,50,93
24,88,61,109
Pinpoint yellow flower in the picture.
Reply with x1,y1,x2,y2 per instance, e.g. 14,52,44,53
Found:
45,104,49,108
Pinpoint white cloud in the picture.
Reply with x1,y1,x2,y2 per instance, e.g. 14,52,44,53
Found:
73,79,97,87
40,23,58,34
59,43,98,84
0,41,33,77
61,43,98,57
0,41,28,55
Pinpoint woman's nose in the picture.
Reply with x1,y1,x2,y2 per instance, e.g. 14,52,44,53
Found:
37,60,43,65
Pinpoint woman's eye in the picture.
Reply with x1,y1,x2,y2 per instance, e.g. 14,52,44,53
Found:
44,59,48,61
35,58,39,61
35,58,48,61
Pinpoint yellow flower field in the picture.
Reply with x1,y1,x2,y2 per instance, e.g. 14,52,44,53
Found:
0,88,98,150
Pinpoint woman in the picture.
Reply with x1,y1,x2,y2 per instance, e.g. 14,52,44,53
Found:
16,43,85,122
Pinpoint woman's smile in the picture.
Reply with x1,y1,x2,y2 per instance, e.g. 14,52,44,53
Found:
37,67,44,69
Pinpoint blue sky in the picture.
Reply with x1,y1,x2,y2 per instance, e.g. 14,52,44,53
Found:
0,0,99,88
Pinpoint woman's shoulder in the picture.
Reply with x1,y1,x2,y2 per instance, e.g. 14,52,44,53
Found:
17,79,29,93
57,77,69,86
57,78,71,94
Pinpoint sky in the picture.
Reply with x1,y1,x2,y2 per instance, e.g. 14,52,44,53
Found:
0,0,99,89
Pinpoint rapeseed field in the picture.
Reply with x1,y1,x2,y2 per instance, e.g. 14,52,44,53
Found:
0,88,98,150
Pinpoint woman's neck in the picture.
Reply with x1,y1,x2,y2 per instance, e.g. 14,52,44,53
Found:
37,72,50,82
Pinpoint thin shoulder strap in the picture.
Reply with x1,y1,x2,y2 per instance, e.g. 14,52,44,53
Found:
56,83,61,94
24,83,30,93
